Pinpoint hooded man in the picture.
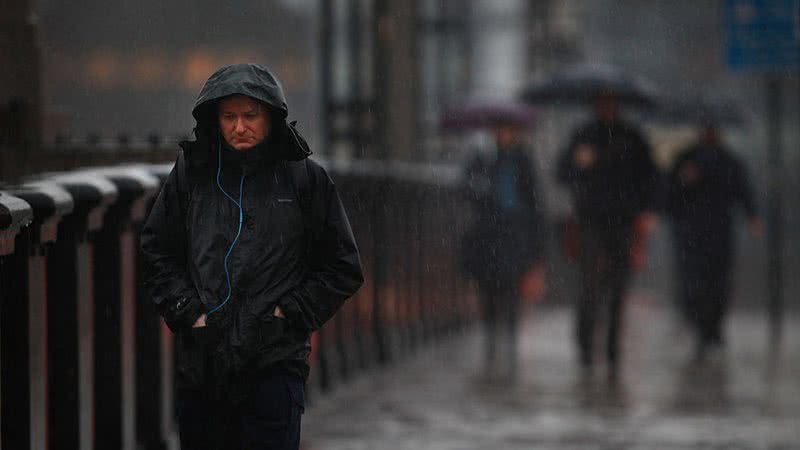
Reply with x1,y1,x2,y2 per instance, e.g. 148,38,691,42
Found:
141,63,363,449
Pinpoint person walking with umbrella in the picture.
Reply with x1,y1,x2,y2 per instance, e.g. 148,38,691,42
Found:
453,104,545,379
664,120,761,361
556,92,658,375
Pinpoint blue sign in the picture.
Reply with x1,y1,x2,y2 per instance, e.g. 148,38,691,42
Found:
725,0,800,71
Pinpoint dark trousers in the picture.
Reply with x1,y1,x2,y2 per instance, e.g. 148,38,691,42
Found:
674,232,733,349
479,284,520,376
576,222,633,367
176,370,305,450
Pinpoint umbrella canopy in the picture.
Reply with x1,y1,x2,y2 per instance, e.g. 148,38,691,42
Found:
649,96,749,128
440,101,537,131
520,62,660,108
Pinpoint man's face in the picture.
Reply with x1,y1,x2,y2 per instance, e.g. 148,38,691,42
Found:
218,95,271,151
495,124,523,151
699,125,720,147
593,94,620,123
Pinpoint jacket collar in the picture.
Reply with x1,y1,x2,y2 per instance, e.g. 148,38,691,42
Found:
179,120,311,171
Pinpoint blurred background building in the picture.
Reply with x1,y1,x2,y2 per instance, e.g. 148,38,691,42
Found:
2,1,795,158
0,0,43,148
1,0,798,306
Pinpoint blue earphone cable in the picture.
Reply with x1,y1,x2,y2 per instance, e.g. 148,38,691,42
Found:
207,137,246,317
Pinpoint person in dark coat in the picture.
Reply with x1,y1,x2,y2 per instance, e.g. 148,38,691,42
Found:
140,63,363,450
462,123,545,378
665,124,760,360
556,93,658,373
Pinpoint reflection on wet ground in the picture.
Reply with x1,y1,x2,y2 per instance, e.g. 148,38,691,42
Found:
301,296,800,449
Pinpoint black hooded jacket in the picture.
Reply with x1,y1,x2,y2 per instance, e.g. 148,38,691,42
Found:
665,142,757,244
461,147,544,288
557,118,657,224
140,64,363,389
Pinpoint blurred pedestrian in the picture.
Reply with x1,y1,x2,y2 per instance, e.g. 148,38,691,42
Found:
461,123,545,379
141,63,363,450
556,93,658,374
664,123,760,361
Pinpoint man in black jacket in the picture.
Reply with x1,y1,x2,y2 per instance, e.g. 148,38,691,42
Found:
665,124,760,360
141,63,363,450
557,93,657,373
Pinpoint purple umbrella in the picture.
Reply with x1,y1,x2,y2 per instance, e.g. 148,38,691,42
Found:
440,102,537,131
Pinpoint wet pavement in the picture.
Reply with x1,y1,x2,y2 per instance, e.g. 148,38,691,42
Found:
301,295,800,449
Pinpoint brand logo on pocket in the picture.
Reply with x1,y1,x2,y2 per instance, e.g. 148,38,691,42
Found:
277,198,293,203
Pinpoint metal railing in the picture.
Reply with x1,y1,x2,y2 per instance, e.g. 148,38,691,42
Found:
0,157,476,450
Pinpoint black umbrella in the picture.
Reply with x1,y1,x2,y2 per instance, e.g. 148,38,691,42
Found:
520,63,660,108
649,96,749,128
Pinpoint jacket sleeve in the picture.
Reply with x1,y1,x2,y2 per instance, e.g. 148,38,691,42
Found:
733,158,758,218
630,130,660,212
278,166,364,333
663,150,691,217
140,162,204,332
519,154,546,259
556,135,582,184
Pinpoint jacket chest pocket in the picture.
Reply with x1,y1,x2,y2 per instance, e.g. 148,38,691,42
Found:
265,191,304,245
185,184,236,238
185,184,219,235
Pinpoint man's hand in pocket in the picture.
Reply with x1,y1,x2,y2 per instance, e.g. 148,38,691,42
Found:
192,314,207,328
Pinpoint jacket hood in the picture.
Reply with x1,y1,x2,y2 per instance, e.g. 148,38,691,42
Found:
192,63,288,122
182,63,311,165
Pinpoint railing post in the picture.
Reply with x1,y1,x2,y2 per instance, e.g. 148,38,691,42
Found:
371,180,389,366
0,193,34,450
141,162,179,447
89,167,159,450
46,173,118,450
3,183,73,450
